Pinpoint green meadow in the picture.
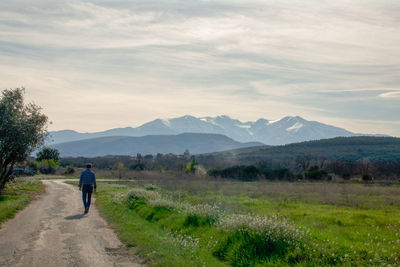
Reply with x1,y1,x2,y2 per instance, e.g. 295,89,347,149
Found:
0,177,44,225
92,178,400,266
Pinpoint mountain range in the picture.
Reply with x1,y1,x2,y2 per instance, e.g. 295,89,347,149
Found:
49,115,365,146
52,133,263,157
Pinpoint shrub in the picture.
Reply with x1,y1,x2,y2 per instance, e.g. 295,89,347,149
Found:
183,214,210,227
126,188,161,203
214,214,307,266
32,162,39,174
362,174,373,181
130,163,145,171
207,168,222,177
64,166,75,175
38,159,58,174
272,168,295,180
262,168,295,180
218,165,260,181
184,203,222,224
342,173,351,180
304,166,328,180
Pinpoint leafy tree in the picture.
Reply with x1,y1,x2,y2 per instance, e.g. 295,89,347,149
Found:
208,167,222,177
362,174,373,181
239,165,260,181
0,88,48,192
212,165,260,181
262,168,294,180
36,147,60,162
129,162,145,171
185,157,198,174
303,166,328,180
144,154,153,160
115,162,126,178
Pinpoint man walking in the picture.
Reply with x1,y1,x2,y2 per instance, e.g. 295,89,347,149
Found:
79,163,97,214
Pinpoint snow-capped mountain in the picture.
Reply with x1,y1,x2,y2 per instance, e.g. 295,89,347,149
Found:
48,115,358,146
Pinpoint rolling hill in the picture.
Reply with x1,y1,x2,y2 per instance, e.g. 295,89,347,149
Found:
196,136,400,167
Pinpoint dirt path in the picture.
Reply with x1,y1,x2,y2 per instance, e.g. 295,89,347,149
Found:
0,180,144,267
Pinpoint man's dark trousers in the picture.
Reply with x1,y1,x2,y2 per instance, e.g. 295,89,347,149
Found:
82,184,93,210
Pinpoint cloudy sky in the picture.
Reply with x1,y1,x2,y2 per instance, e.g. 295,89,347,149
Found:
0,0,399,135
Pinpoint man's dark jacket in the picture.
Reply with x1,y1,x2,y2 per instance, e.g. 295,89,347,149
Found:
79,169,96,188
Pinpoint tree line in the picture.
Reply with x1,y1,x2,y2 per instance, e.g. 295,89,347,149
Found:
59,153,400,181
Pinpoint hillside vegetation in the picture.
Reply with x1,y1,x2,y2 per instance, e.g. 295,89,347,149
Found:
195,136,400,181
200,136,400,164
58,136,400,181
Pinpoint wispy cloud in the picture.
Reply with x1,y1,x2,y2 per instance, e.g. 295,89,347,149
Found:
0,0,399,135
379,91,400,98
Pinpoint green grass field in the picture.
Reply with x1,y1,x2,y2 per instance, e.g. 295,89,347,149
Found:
0,177,44,225
93,179,400,266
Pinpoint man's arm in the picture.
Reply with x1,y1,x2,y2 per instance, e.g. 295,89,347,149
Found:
93,172,97,192
79,172,83,190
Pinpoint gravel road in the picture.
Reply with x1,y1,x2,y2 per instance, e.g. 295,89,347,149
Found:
0,180,144,267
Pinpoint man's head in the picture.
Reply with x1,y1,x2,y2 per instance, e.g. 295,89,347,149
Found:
86,163,92,169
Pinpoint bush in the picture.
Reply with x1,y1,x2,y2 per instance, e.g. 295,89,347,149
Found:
342,173,351,180
261,168,295,180
64,166,75,175
183,214,211,227
38,159,58,174
274,168,294,180
207,168,222,177
209,165,300,181
214,214,307,266
32,162,39,174
129,163,145,171
219,165,260,181
362,174,373,181
303,166,328,180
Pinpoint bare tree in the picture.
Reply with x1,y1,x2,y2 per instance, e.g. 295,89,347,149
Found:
294,154,312,173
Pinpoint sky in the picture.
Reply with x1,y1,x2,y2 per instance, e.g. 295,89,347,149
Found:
0,0,399,135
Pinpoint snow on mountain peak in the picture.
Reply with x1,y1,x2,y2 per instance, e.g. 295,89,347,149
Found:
161,119,171,127
286,122,304,132
268,119,280,124
177,115,197,120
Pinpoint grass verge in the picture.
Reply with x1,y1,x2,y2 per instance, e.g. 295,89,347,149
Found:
95,183,227,266
0,177,44,225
